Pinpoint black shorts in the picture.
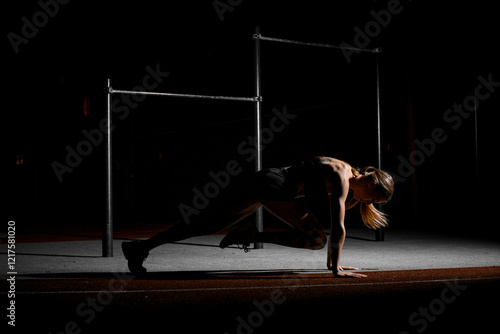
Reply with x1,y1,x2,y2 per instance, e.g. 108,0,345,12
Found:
245,158,328,201
245,167,299,201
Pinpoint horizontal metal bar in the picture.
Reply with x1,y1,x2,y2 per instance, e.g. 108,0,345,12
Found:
108,88,259,102
253,34,381,54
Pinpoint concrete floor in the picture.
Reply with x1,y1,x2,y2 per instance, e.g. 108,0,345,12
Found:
5,228,499,278
3,228,499,334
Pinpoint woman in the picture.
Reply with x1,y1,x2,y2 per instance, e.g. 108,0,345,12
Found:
122,156,394,278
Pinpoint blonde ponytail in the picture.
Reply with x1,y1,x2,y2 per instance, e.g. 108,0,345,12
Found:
344,198,388,229
359,202,388,229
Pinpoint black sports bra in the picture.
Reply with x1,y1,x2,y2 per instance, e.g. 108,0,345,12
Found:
288,157,328,199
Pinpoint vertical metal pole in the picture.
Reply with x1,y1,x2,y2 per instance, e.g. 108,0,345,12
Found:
104,79,114,257
472,73,479,198
254,27,264,249
375,52,385,242
376,54,382,172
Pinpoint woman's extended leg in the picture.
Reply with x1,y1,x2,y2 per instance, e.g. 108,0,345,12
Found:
122,187,260,274
142,197,260,252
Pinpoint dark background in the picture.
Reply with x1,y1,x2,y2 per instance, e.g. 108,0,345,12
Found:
5,0,499,238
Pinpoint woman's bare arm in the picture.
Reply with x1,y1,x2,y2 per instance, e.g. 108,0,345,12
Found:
326,163,367,278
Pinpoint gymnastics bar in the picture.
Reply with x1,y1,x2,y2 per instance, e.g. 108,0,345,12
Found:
104,80,259,257
375,52,385,241
253,33,382,54
105,79,113,257
254,29,385,241
254,27,263,249
108,87,259,102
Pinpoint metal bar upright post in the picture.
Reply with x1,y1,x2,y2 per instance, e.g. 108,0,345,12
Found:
254,27,264,249
375,53,385,242
104,79,114,256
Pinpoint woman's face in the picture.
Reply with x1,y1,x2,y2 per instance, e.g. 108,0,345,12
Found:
353,180,385,205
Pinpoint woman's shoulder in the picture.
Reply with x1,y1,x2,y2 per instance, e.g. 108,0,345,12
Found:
315,157,351,197
317,157,351,176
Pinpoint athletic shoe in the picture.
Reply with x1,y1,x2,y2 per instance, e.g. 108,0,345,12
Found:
122,241,149,275
219,222,258,251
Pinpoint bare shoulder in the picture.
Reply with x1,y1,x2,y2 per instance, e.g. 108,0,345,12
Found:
317,157,351,197
318,157,351,178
